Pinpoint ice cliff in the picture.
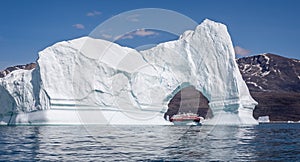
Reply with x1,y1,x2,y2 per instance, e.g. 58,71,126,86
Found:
0,19,258,125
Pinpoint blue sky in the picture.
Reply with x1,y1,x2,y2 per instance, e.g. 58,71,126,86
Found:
0,0,299,69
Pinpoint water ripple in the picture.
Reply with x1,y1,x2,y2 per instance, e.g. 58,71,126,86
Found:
0,123,299,161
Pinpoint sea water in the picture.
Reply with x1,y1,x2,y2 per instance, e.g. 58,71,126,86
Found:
0,123,299,161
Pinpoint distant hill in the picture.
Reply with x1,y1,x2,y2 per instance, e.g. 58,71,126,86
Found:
237,53,300,92
237,53,300,121
0,63,36,78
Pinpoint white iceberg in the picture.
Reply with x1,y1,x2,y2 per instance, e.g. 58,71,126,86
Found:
0,19,258,125
257,116,270,123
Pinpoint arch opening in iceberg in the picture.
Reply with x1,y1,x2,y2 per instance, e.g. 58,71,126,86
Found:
164,85,212,121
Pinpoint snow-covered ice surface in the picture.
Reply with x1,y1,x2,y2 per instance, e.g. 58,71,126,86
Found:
0,19,258,125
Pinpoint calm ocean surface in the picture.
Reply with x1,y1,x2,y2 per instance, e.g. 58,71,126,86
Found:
0,123,299,161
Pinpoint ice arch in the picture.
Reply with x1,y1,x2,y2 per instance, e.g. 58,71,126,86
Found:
136,19,258,125
0,19,258,125
164,85,212,120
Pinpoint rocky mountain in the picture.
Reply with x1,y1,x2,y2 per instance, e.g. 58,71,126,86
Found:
0,63,36,78
237,53,300,121
237,53,300,93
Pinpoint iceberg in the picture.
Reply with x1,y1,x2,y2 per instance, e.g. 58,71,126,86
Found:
258,116,270,123
0,19,258,125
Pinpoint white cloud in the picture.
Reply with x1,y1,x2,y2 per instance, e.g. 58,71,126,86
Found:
72,24,85,29
234,46,251,56
134,29,158,36
126,14,140,22
86,10,101,17
115,34,134,40
115,29,159,40
101,34,113,39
